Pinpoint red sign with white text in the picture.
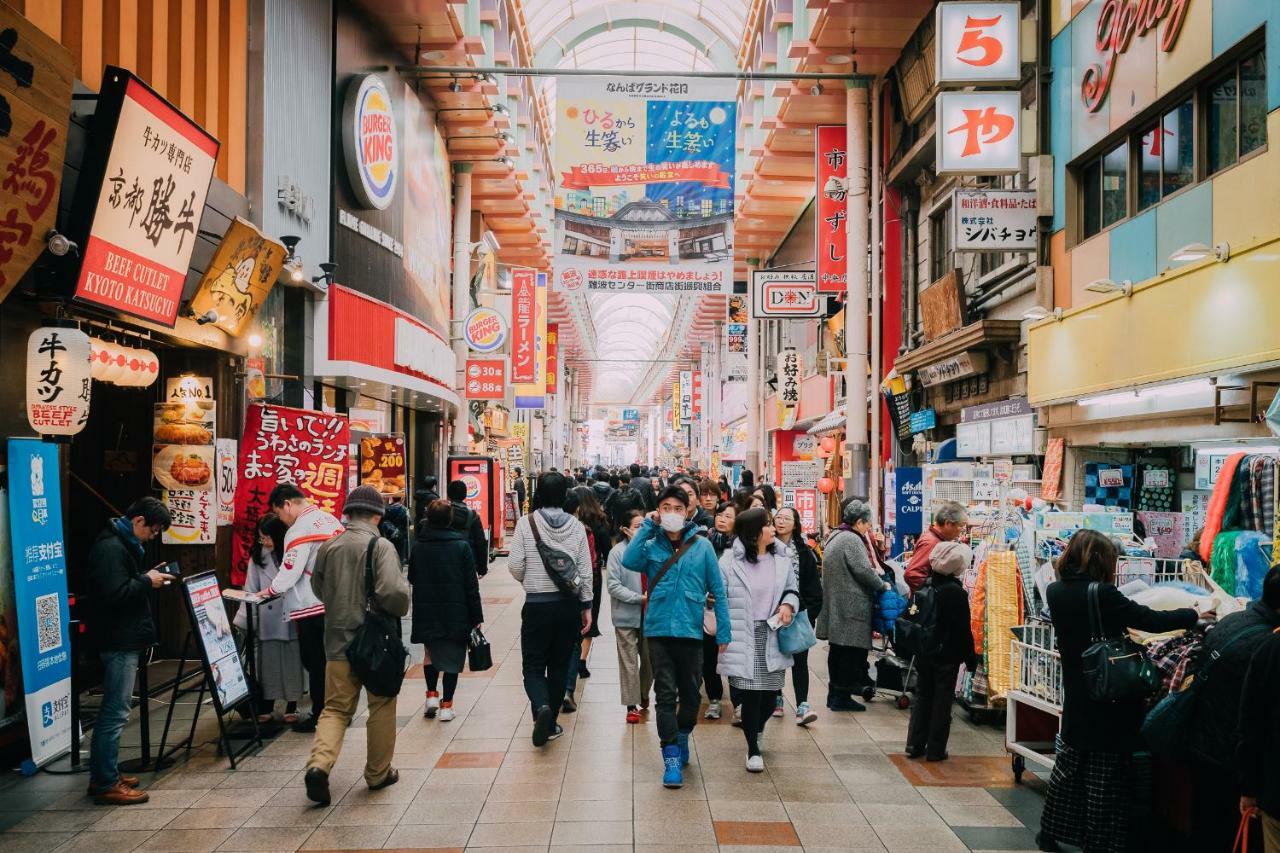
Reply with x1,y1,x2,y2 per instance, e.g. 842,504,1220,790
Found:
465,359,506,400
545,324,559,395
693,371,703,415
511,268,537,383
816,126,847,294
560,161,731,190
794,488,819,535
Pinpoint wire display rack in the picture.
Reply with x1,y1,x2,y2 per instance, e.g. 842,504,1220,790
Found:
1005,621,1061,783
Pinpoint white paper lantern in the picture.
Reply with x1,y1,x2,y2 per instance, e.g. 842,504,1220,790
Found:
27,327,92,436
89,337,112,382
101,342,128,385
119,347,160,387
134,349,160,387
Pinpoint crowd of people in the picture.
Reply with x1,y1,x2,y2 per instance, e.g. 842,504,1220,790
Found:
76,460,1280,853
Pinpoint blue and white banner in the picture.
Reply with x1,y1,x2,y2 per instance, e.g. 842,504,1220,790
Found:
894,467,924,555
7,439,73,766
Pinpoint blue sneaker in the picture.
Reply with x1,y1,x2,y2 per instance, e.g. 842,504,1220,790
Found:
676,730,691,768
661,744,683,788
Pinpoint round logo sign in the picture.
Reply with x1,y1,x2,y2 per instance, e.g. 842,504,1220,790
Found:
464,307,508,353
462,475,482,500
342,74,397,210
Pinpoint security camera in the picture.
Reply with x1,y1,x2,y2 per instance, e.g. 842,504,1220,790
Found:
46,230,78,257
193,309,219,325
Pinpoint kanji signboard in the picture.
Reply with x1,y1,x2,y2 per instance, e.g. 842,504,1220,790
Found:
953,189,1038,251
679,370,694,422
545,324,559,395
776,349,801,430
936,91,1021,175
514,272,547,410
465,359,506,400
816,126,848,294
72,68,219,327
26,328,91,437
793,488,819,535
510,268,538,383
936,2,1022,86
751,270,821,318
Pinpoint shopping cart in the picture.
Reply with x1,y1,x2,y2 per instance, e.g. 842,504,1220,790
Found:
1005,621,1062,783
868,631,917,709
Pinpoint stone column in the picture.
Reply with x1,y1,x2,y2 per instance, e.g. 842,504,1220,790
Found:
450,162,473,454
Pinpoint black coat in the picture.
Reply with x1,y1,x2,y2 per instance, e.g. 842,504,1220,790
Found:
408,528,483,645
922,573,977,669
1187,601,1280,768
795,537,823,622
449,501,489,575
1047,575,1198,752
1238,630,1280,815
85,525,156,652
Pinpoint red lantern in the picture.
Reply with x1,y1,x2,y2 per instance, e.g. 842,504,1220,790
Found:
817,477,835,494
819,435,837,453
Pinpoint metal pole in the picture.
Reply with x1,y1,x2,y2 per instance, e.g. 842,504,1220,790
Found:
745,258,762,480
398,65,866,82
844,83,870,501
450,163,473,454
869,79,883,521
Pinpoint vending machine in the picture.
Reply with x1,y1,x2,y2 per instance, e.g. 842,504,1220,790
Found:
446,455,504,554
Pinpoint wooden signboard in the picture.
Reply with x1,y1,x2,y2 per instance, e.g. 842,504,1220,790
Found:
919,269,966,342
188,218,287,337
0,1,74,304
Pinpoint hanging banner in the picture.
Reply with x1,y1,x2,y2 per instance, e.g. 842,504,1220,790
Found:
751,270,821,318
6,439,73,768
26,328,92,437
0,5,74,306
726,294,748,383
545,324,559,395
776,349,801,430
552,77,736,294
359,433,406,498
816,126,848,294
679,370,694,421
71,67,220,327
793,488,819,535
186,218,288,337
671,378,682,431
511,422,529,470
510,268,538,383
894,467,925,554
515,272,548,409
215,438,237,525
232,404,350,579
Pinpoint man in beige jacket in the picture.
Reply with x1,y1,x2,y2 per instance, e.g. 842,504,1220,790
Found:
303,485,410,805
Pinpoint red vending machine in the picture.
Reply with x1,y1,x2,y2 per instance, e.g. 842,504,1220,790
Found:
446,455,504,554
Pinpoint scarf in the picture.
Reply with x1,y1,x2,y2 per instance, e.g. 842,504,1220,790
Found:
112,517,144,556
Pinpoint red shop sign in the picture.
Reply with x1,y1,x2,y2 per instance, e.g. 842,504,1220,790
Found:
816,126,847,295
1082,0,1191,113
545,324,559,395
511,268,538,383
465,359,506,400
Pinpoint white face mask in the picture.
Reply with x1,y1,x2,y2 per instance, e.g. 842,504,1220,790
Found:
659,512,686,533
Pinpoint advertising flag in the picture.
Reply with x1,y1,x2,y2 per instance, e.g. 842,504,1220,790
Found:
816,126,848,294
511,268,538,383
545,324,559,395
515,272,548,409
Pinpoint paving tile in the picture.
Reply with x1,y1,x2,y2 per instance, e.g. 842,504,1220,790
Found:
548,819,632,845
6,809,103,832
713,819,801,846
633,818,717,845
381,822,474,848
299,824,392,850
135,827,236,852
931,802,1026,827
781,802,867,824
553,798,631,822
872,823,970,852
319,802,410,827
950,825,1041,850
888,754,1017,788
477,800,558,823
483,782,559,803
7,832,83,852
463,820,552,847
708,799,790,821
435,752,505,770
401,798,484,825
218,825,316,850
54,830,156,853
91,808,185,832
792,821,885,848
166,807,256,829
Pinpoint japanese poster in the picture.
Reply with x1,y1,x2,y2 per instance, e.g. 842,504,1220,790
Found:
154,398,217,545
231,404,350,579
215,438,237,525
359,433,406,498
953,189,1037,251
182,573,249,712
161,489,214,545
552,77,735,294
187,218,287,337
72,68,219,327
725,294,748,383
25,328,91,437
816,126,848,294
0,5,73,305
514,272,548,410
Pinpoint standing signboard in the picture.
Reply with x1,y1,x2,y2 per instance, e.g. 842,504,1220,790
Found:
182,571,250,712
552,77,735,294
448,456,497,538
6,439,72,768
751,270,821,318
816,126,848,294
71,67,220,327
954,189,1038,251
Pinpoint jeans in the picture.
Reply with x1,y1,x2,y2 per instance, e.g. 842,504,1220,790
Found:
307,660,397,786
647,636,702,745
701,633,724,701
520,599,581,725
296,614,327,717
89,650,140,791
905,659,960,759
564,637,582,697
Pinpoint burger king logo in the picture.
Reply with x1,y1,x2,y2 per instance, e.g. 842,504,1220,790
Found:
342,74,397,211
462,475,481,500
464,307,508,353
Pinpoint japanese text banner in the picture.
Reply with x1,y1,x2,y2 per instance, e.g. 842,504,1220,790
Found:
232,403,350,576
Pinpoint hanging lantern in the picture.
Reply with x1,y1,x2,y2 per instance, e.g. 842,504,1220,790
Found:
89,337,113,381
817,476,836,494
101,342,128,385
124,348,160,387
819,435,838,454
26,327,92,436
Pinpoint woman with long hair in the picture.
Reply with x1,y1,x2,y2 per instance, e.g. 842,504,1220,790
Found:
774,507,821,726
236,513,301,724
702,501,737,720
606,508,651,723
752,485,778,512
717,508,800,772
561,486,609,711
1038,529,1201,853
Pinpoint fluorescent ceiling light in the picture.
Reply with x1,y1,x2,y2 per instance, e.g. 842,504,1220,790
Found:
1078,378,1215,407
1085,278,1132,296
1170,241,1230,263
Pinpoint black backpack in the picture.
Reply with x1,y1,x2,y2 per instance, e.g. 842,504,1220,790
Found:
526,513,582,599
895,580,940,659
345,538,409,696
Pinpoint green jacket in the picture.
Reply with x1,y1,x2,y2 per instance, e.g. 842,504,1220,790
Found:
311,520,410,660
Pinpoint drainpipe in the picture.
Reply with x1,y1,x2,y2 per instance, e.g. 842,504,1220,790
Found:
450,163,474,454
843,82,870,501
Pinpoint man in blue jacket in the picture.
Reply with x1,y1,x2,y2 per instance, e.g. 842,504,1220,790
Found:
623,485,730,789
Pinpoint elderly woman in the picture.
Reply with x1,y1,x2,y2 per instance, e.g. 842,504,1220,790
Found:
816,499,891,712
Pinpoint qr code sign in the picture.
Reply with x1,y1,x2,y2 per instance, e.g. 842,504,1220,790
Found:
35,593,61,654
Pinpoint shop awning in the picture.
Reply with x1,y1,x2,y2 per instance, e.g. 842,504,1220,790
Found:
893,319,1022,376
807,406,846,435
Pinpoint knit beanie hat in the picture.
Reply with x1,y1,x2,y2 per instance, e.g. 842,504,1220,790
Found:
344,485,386,517
930,540,972,577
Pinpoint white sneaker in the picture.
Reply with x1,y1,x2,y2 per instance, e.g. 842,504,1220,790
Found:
438,706,456,722
746,754,765,773
796,702,817,727
705,700,722,720
424,692,440,719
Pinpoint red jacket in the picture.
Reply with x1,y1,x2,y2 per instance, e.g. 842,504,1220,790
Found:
904,526,945,593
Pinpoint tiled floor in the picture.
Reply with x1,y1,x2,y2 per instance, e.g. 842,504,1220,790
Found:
0,558,1048,852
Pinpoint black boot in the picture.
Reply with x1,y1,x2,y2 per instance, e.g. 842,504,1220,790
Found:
826,689,866,712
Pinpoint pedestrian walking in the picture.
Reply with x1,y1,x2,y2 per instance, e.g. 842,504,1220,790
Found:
717,507,799,771
447,479,490,576
623,485,730,788
84,497,172,805
904,501,967,592
816,500,891,712
1037,529,1200,853
267,483,345,732
508,472,593,747
410,499,484,723
562,486,608,711
775,507,821,726
234,513,302,725
702,501,737,721
513,467,527,516
904,541,976,761
302,486,411,805
607,508,652,723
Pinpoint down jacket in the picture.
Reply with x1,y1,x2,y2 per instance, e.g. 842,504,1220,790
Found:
816,529,887,648
408,527,483,645
716,540,800,680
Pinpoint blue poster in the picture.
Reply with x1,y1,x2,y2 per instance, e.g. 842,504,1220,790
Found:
894,467,925,555
6,439,72,767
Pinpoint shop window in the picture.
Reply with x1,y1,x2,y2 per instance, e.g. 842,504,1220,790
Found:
1208,47,1267,175
1080,140,1126,239
1138,100,1194,211
930,205,953,282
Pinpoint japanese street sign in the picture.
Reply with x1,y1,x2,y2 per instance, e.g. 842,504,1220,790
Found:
962,396,1033,422
215,438,237,525
679,370,694,421
465,358,506,400
514,271,548,409
816,126,848,294
793,488,819,535
187,218,288,337
26,327,91,437
936,90,1021,175
917,351,989,387
936,2,1022,86
72,68,220,327
776,349,801,430
751,270,821,318
953,189,1038,251
725,294,748,382
909,408,937,434
781,461,821,489
510,268,537,383
671,378,682,430
0,5,73,306
545,324,559,395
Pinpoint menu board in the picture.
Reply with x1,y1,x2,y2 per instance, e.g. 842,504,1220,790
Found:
182,572,250,712
155,400,217,544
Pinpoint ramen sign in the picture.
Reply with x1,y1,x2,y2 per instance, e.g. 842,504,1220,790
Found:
464,306,509,353
342,74,398,210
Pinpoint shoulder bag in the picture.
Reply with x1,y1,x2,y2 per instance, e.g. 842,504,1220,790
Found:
527,514,582,598
1081,581,1162,703
775,586,817,654
346,538,410,697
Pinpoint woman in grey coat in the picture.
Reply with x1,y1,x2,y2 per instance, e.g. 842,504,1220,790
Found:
717,508,800,772
816,500,891,712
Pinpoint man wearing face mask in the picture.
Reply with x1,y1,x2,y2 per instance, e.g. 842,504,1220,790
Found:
623,486,731,789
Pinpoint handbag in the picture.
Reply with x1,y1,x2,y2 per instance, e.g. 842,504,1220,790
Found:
345,538,410,697
467,627,493,672
775,587,817,655
1141,624,1269,757
1081,581,1161,703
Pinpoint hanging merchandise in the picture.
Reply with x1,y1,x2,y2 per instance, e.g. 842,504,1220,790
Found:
26,327,92,437
1137,465,1174,512
983,550,1024,700
1084,462,1134,508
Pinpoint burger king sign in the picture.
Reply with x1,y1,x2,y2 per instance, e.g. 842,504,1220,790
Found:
342,74,398,210
464,307,508,354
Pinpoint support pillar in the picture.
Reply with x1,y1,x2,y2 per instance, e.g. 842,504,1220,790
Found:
844,83,870,501
869,79,882,520
745,257,763,479
450,163,474,454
